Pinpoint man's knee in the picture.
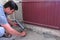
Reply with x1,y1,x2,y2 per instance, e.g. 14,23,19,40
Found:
0,27,5,37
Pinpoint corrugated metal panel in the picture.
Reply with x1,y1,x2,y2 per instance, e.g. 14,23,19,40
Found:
22,0,60,29
22,0,60,2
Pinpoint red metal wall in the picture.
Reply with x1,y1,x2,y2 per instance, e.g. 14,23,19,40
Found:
22,1,60,29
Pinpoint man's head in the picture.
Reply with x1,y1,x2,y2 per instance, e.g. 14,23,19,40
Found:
4,1,18,15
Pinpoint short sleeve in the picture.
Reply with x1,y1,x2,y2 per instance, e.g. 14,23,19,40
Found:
0,16,8,24
0,4,8,24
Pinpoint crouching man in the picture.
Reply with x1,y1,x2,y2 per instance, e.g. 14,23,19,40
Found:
0,1,26,37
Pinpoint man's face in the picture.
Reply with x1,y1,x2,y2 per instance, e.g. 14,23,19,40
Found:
4,7,15,15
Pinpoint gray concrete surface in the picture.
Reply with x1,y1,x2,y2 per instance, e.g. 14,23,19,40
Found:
0,24,60,40
0,30,60,40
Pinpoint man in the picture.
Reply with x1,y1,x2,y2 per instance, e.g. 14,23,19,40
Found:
0,1,26,37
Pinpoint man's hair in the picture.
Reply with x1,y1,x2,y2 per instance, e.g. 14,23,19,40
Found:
4,1,18,10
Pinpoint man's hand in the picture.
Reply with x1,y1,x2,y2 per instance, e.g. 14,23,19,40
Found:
12,22,18,27
7,19,18,27
20,31,26,37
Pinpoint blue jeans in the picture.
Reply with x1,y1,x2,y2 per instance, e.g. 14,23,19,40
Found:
0,27,5,37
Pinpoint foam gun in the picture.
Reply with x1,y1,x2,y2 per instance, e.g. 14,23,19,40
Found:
15,20,25,32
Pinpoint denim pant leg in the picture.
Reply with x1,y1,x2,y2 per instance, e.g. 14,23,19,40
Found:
0,27,5,37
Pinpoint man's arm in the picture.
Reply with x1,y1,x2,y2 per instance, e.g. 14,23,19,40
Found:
1,24,26,36
0,16,26,36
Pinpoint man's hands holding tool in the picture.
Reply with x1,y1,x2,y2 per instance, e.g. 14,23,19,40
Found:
7,19,27,37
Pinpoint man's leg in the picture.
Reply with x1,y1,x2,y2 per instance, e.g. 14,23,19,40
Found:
0,27,5,37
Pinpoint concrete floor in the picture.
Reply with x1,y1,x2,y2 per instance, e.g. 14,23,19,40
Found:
0,24,60,40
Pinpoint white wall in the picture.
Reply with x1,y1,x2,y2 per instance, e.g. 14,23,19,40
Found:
15,3,23,21
0,0,8,5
